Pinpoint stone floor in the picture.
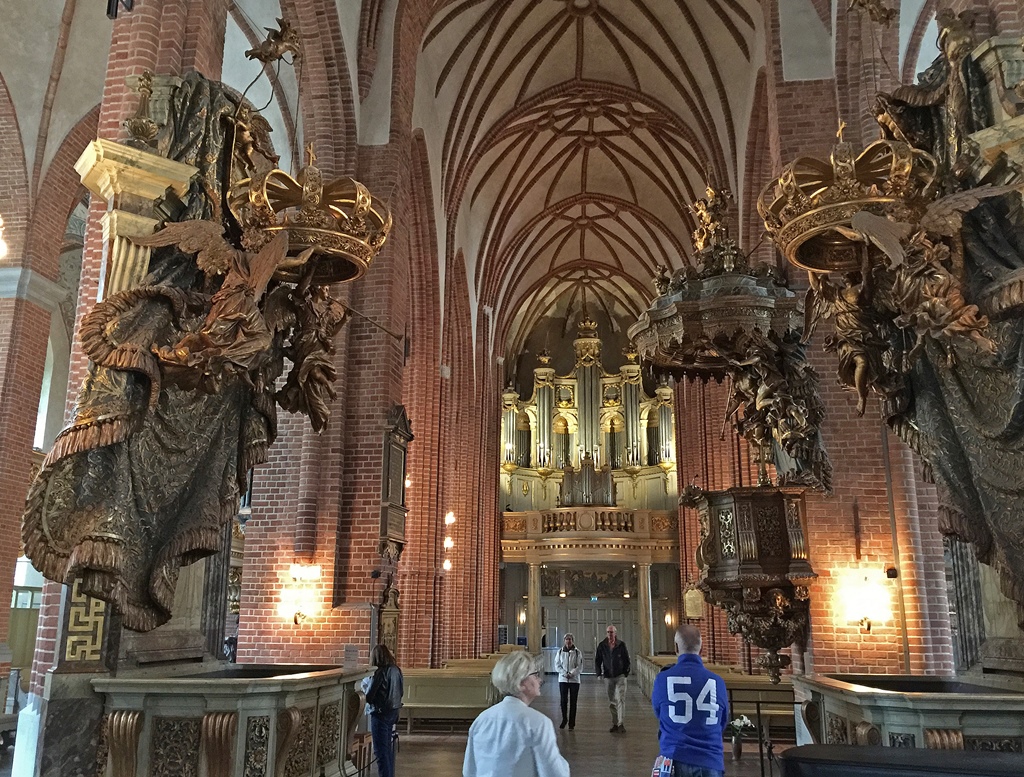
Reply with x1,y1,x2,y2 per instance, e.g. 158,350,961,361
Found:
396,676,788,777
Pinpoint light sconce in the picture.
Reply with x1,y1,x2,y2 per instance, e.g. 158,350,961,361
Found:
518,608,527,625
664,612,673,627
623,593,631,599
838,569,892,633
442,558,452,572
405,477,412,489
559,591,566,598
443,536,454,550
280,563,321,625
444,511,456,525
0,213,8,260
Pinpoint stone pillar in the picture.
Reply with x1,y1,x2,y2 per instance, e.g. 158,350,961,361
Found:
527,562,542,654
75,139,195,297
638,563,653,658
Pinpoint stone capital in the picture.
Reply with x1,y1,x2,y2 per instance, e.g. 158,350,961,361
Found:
75,139,196,204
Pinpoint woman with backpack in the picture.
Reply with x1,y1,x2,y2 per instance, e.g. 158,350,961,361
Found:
555,633,584,730
362,643,404,777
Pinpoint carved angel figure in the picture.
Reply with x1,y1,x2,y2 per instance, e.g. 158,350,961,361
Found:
891,233,996,363
874,10,990,174
245,18,302,64
136,222,312,391
276,276,351,433
806,268,892,415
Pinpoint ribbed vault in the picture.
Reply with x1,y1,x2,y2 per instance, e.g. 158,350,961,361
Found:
418,0,764,358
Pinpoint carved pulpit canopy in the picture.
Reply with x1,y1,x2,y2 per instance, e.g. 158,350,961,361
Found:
682,484,815,683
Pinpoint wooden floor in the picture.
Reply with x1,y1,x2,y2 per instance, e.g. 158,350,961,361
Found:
395,674,789,777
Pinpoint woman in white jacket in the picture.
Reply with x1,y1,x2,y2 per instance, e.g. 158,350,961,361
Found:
463,651,570,777
554,633,584,729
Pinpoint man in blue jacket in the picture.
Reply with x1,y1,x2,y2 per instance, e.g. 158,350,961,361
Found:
651,625,729,777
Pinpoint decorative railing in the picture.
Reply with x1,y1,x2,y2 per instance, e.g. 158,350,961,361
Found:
501,509,676,540
92,664,369,777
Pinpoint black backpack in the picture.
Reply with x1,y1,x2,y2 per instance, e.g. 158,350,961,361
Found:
366,666,392,711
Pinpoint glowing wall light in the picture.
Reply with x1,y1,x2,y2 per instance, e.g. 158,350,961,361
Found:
279,563,321,625
837,569,892,633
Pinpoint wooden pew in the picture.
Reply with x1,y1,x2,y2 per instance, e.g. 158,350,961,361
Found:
400,668,499,733
636,655,795,738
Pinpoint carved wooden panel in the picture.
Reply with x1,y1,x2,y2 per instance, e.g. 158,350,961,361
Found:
283,706,316,777
243,715,270,777
825,713,848,744
316,703,340,768
889,732,916,747
150,717,201,777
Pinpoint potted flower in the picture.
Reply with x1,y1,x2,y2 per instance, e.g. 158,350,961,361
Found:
724,715,757,761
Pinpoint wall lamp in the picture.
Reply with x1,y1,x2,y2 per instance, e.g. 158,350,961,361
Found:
280,563,321,625
838,569,892,633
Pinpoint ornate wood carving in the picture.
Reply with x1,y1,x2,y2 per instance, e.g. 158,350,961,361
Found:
243,715,271,777
151,717,201,777
853,720,882,746
202,711,238,777
106,710,143,777
379,405,414,561
889,732,916,748
825,713,849,745
282,706,315,777
924,728,965,750
686,485,816,682
316,703,340,768
274,707,302,777
964,736,1024,752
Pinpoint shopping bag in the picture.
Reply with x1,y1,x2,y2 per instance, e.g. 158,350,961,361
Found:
650,755,673,777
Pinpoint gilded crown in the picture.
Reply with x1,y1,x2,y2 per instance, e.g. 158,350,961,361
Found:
228,146,392,284
758,136,937,272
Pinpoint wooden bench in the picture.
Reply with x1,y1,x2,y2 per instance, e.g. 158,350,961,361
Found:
440,657,501,671
636,655,795,738
399,668,499,733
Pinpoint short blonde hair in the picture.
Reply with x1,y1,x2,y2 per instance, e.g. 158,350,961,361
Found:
491,650,540,697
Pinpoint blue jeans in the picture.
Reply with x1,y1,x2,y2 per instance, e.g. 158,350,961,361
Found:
370,709,400,777
674,766,723,777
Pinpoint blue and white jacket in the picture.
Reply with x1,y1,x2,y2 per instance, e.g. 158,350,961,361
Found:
650,654,729,772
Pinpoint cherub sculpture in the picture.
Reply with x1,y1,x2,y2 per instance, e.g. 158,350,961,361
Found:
245,18,302,65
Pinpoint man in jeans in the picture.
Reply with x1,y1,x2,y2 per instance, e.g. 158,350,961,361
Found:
651,625,729,777
594,624,631,732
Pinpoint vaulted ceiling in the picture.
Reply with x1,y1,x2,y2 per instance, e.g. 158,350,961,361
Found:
417,0,764,358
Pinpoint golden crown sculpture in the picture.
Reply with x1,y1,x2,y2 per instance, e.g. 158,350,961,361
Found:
758,135,937,272
228,146,392,284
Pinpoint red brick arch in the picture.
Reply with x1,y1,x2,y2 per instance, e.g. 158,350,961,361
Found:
23,106,99,282
0,73,31,268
